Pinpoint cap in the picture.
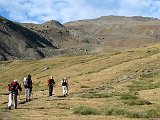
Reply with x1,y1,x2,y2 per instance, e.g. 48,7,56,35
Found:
50,76,53,79
64,77,67,80
14,79,18,82
28,74,31,78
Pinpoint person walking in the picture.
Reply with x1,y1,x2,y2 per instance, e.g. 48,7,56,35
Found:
64,77,69,95
23,74,32,102
7,80,22,110
61,77,68,97
47,76,55,96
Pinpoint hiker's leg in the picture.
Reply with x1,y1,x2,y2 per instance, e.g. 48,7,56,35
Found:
66,85,68,95
48,86,50,96
8,93,12,109
14,92,18,109
62,86,66,96
28,88,31,101
62,86,64,95
25,89,28,102
49,85,52,96
51,86,53,96
52,86,54,95
64,86,67,96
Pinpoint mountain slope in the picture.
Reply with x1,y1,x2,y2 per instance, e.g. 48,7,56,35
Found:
1,15,160,61
0,43,160,120
0,16,58,61
64,16,160,48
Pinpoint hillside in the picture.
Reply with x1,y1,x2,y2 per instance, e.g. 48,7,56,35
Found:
1,16,160,61
0,43,160,120
0,16,59,61
64,16,160,48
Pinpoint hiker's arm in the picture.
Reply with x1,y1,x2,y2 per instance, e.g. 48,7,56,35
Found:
18,85,22,91
53,80,55,85
31,80,33,88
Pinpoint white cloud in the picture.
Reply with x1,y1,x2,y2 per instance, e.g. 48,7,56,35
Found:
0,0,160,24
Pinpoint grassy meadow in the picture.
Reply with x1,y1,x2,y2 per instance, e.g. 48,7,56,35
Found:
0,43,160,120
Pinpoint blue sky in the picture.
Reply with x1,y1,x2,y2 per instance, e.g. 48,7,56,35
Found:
0,0,160,24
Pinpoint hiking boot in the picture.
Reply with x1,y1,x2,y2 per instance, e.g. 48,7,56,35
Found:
8,106,11,110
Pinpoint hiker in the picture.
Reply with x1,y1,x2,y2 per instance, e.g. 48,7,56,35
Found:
23,74,32,102
61,77,68,97
47,76,55,96
64,77,69,95
7,80,22,110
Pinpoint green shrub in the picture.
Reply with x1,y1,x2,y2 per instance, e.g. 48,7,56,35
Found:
81,93,112,98
80,85,90,88
125,112,145,118
140,72,158,78
125,108,160,118
129,82,160,91
73,106,160,118
120,93,138,100
146,107,160,118
74,105,100,115
123,99,151,106
102,108,126,116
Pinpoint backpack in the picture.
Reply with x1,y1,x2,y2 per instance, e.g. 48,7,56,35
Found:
9,82,18,91
62,80,67,86
24,78,31,88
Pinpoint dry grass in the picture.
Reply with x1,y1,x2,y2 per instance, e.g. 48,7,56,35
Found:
0,43,160,120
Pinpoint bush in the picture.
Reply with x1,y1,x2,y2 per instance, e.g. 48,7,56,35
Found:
102,108,126,116
125,108,160,118
123,99,151,106
120,93,151,106
73,106,160,118
81,93,112,98
120,93,138,100
140,72,158,78
74,106,100,115
129,81,160,91
80,85,90,88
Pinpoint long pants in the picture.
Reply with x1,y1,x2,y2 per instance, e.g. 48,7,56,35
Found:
66,85,68,94
8,92,17,109
25,88,31,101
62,86,67,96
49,85,53,96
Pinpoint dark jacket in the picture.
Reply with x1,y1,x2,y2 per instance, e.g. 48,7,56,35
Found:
47,79,55,86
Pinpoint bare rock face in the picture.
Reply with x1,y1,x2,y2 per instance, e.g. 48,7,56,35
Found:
1,15,160,61
0,16,58,60
0,53,7,61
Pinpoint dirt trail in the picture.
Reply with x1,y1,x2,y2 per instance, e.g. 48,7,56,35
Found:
0,89,141,120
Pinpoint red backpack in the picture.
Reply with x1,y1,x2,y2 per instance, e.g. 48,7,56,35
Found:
9,81,18,91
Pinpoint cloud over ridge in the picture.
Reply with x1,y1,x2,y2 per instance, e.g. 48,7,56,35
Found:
0,0,160,24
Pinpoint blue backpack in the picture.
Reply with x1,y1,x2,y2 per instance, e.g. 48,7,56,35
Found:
24,78,31,88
